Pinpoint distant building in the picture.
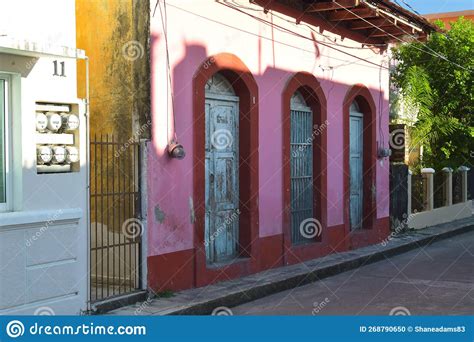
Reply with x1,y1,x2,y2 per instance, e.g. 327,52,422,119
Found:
424,10,474,29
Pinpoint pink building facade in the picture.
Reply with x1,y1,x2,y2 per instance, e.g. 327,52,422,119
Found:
146,0,394,292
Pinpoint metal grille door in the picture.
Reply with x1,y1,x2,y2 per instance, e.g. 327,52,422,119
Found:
290,100,314,244
90,135,142,302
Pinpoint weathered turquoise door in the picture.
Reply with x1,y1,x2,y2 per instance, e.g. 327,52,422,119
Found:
349,102,364,230
290,91,314,244
205,73,239,264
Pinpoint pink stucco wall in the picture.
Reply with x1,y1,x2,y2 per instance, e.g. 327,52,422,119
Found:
148,1,390,256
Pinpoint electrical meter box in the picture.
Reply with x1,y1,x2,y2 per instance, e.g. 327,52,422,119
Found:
35,100,84,173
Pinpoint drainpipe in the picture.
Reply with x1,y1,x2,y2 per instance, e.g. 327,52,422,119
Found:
83,56,91,311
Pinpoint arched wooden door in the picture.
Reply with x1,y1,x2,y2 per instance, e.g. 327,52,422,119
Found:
204,73,240,263
290,91,314,244
349,101,364,230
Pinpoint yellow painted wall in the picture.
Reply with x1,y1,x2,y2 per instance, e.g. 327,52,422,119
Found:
76,0,150,139
75,0,150,270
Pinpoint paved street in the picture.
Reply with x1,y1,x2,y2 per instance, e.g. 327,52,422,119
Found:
232,231,474,316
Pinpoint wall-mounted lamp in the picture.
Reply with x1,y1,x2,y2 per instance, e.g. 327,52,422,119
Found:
168,140,186,160
377,147,392,159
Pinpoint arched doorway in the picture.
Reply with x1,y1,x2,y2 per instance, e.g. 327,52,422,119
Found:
290,90,315,244
343,84,377,240
282,72,328,264
193,53,259,286
204,72,240,263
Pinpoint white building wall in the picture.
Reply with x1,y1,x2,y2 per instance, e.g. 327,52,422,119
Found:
0,0,87,315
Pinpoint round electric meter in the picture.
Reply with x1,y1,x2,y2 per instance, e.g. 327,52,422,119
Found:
51,146,66,164
61,113,80,131
65,146,79,163
37,146,53,164
46,112,62,132
36,113,48,132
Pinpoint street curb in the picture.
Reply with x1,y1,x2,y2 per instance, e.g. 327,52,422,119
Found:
92,290,147,315
107,216,474,316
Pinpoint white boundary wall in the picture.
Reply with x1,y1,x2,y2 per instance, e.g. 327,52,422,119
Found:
0,0,88,315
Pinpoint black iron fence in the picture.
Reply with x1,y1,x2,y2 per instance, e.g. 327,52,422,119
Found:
390,163,408,230
411,173,425,213
90,135,142,302
433,172,446,209
452,170,463,204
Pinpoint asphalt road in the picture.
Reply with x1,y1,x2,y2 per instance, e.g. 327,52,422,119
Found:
232,231,474,315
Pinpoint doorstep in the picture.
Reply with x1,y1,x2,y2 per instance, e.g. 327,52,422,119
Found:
105,215,474,316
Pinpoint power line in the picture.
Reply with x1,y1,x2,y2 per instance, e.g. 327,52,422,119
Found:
399,0,421,16
224,1,387,49
166,2,389,70
334,1,472,73
216,2,390,70
157,0,178,142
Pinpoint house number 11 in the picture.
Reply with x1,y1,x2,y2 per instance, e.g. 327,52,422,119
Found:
53,60,66,77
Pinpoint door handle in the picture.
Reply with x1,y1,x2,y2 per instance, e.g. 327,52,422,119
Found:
210,173,215,183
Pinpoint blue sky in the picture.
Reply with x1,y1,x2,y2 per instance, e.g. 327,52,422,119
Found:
397,0,474,14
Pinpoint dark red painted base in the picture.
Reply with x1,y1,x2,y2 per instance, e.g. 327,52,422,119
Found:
147,217,390,292
147,249,194,292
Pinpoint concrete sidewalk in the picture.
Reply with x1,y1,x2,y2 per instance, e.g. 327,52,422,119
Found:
105,215,474,316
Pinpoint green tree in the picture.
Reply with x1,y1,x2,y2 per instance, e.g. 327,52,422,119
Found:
391,17,473,170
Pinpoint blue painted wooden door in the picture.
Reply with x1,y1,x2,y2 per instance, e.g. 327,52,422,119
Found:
290,92,314,244
349,110,364,230
204,93,239,264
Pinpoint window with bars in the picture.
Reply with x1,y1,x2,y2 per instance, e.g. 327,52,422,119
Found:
290,91,314,244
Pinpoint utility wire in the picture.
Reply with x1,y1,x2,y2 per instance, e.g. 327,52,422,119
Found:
224,1,387,49
158,0,178,142
166,2,389,70
334,1,472,73
399,0,421,15
217,2,390,70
